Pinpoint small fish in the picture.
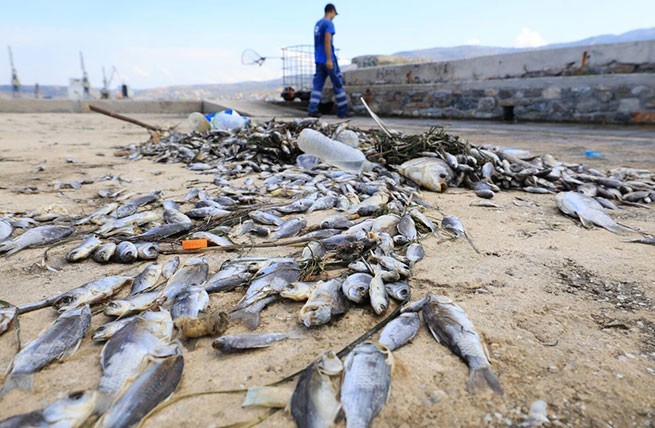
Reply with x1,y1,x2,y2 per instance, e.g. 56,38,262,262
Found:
130,263,163,295
291,351,344,428
307,195,337,213
134,242,159,260
96,211,160,237
0,390,100,428
0,219,13,241
104,291,161,317
190,231,234,247
170,285,209,320
409,208,436,233
98,347,184,428
341,342,393,428
623,235,655,246
369,271,389,315
2,306,91,394
385,281,411,301
0,225,75,256
441,215,480,253
162,256,181,279
66,235,103,263
556,191,630,234
115,241,138,263
301,241,327,261
53,276,133,312
397,214,417,241
92,242,117,264
249,210,285,226
397,157,454,192
92,316,137,342
422,295,503,395
271,217,307,240
131,222,193,241
300,279,348,327
163,256,209,300
115,191,159,218
230,295,279,330
212,331,300,353
379,312,420,351
342,273,372,304
163,200,193,225
185,206,231,220
406,243,425,266
280,282,317,301
277,198,314,214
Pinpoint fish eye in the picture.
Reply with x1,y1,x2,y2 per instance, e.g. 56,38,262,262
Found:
439,173,447,179
399,289,409,298
69,391,85,400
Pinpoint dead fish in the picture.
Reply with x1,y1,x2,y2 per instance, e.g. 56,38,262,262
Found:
0,390,100,428
441,215,465,238
131,263,163,295
170,285,209,320
348,191,390,214
185,206,231,220
190,231,234,247
104,291,161,317
0,219,13,241
1,305,91,395
162,256,181,279
134,242,159,260
320,214,355,230
92,316,138,342
204,264,252,293
300,279,348,328
92,242,117,264
163,200,193,225
0,305,18,337
369,271,389,315
342,273,372,304
53,276,133,312
281,281,317,301
406,243,425,266
249,210,284,226
132,222,193,241
307,195,338,213
212,331,301,353
555,191,630,234
473,181,495,199
230,295,278,330
163,256,209,301
99,311,174,397
277,198,314,214
385,281,411,301
96,211,160,237
341,342,393,428
115,191,160,218
66,235,103,262
623,235,655,246
115,241,138,263
301,241,327,261
0,225,75,256
379,312,420,351
409,208,436,233
397,157,454,192
291,351,344,428
271,218,307,240
422,295,503,395
397,214,417,241
98,347,183,428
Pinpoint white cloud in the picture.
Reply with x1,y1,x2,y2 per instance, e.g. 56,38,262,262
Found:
132,65,150,77
514,27,547,48
466,38,481,46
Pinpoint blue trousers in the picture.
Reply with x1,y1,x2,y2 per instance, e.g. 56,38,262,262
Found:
308,61,348,116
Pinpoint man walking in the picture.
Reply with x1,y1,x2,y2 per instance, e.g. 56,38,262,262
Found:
308,3,349,118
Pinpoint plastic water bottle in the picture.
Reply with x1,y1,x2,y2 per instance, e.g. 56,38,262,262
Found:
334,129,359,148
297,129,373,173
188,112,211,132
211,109,248,131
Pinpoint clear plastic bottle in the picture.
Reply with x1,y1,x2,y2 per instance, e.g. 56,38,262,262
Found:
297,129,372,173
211,110,248,131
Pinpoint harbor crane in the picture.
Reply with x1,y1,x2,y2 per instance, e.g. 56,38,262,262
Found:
8,46,20,97
80,51,90,98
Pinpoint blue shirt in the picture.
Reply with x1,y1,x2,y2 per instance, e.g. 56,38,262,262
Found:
314,18,336,64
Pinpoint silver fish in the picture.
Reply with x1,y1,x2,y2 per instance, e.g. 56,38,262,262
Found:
0,219,13,242
134,242,159,260
385,281,411,301
104,291,162,317
397,214,417,241
300,279,348,328
162,256,180,279
185,206,231,219
341,342,393,428
2,305,91,394
409,208,436,233
0,305,17,337
406,243,425,266
301,241,327,261
96,211,160,237
115,192,159,218
115,241,138,263
212,331,300,353
369,272,389,315
66,235,103,263
99,311,174,396
556,191,629,234
307,195,337,213
53,276,133,312
272,217,307,240
291,351,344,428
441,215,465,237
422,295,503,395
277,198,314,214
92,316,138,342
397,157,454,192
0,390,100,428
379,312,420,351
0,225,75,256
204,263,252,293
342,273,372,304
163,200,193,225
190,231,234,247
98,347,183,428
230,295,278,330
170,285,209,320
132,222,193,241
131,263,163,295
92,242,117,264
249,210,284,226
163,256,209,301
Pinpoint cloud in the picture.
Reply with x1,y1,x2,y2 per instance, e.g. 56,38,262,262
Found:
514,27,547,48
132,65,150,77
466,38,481,46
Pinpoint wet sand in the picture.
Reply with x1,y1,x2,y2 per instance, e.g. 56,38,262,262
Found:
0,108,654,427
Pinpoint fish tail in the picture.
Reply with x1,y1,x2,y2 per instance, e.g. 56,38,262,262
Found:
1,374,33,395
230,309,260,330
0,242,18,256
468,367,503,395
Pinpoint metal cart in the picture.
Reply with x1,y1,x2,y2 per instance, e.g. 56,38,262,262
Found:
280,45,315,102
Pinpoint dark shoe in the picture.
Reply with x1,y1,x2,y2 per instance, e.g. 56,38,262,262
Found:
308,111,321,118
337,111,354,118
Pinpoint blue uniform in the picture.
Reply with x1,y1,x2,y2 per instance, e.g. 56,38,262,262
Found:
308,17,348,117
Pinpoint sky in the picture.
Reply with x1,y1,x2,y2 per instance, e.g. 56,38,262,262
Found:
1,0,654,89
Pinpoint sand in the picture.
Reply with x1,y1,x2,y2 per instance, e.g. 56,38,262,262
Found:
0,107,654,427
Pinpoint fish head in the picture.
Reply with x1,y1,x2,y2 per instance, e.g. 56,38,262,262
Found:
53,292,82,312
43,390,100,425
300,303,332,328
140,310,174,340
280,282,312,301
317,351,343,376
103,300,130,317
372,299,388,314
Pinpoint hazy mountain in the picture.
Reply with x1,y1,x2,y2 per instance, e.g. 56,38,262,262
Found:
394,26,655,62
0,84,68,99
134,80,283,100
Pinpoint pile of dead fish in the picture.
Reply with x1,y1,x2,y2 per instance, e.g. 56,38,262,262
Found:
0,118,653,427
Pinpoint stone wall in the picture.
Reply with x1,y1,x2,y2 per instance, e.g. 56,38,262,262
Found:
340,41,655,124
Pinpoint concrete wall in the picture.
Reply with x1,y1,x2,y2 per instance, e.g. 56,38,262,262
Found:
341,41,655,124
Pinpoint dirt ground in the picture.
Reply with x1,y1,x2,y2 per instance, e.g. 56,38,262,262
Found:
0,106,654,427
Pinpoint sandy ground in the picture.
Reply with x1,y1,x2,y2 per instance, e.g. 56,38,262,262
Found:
0,106,654,427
